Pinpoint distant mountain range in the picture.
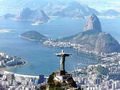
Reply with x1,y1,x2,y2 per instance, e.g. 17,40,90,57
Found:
3,1,120,21
100,9,120,16
3,1,99,19
43,1,99,18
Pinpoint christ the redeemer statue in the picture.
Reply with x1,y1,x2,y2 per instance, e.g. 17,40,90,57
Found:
56,50,71,73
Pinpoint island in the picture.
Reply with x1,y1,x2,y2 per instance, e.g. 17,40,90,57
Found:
3,8,50,25
20,31,48,42
16,8,49,24
3,13,15,19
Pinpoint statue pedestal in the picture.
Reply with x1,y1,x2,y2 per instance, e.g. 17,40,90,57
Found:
60,70,66,75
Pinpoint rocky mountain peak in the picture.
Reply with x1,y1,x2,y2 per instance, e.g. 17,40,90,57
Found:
84,14,102,33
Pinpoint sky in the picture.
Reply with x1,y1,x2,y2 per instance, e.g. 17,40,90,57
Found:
76,0,120,11
0,0,120,15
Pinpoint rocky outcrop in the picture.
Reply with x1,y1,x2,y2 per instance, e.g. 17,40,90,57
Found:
84,14,102,33
58,14,120,54
94,32,120,53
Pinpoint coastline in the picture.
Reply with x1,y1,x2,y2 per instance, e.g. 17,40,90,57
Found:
20,35,120,61
1,35,120,90
19,35,120,75
0,52,27,74
43,40,102,56
0,59,27,71
20,35,99,56
0,70,39,78
19,35,40,42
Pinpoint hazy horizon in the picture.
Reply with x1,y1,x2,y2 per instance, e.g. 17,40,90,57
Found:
0,0,120,15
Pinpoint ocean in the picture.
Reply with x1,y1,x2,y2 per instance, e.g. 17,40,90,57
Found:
0,17,119,76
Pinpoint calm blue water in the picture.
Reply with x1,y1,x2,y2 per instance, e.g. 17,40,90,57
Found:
0,17,120,76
